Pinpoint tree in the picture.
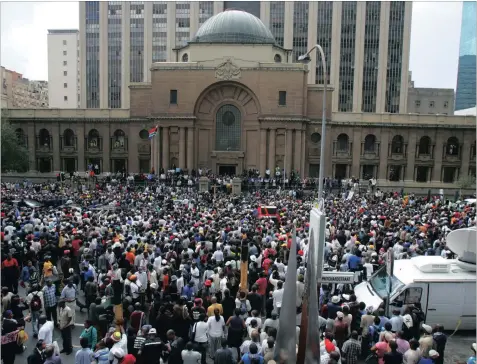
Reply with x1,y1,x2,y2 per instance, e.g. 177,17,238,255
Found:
1,120,29,172
456,174,476,199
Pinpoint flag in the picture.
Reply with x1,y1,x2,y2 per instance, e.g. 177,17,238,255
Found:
274,227,298,363
148,125,158,139
15,208,20,219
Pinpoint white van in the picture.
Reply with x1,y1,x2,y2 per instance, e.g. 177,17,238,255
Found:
354,255,476,331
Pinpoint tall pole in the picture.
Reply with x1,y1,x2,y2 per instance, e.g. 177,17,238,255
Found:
317,45,327,202
297,44,327,364
283,127,287,190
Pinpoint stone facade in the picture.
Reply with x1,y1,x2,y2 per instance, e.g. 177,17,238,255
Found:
3,44,476,190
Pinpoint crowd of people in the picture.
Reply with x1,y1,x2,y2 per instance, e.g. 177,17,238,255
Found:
1,177,476,364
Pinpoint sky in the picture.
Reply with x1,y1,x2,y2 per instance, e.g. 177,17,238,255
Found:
0,1,464,90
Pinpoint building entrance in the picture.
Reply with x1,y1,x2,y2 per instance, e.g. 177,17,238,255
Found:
219,165,236,176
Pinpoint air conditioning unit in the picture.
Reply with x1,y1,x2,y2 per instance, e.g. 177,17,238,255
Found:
412,256,451,273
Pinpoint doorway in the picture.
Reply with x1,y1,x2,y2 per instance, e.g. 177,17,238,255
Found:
335,164,347,179
112,159,127,173
219,165,236,176
63,158,76,173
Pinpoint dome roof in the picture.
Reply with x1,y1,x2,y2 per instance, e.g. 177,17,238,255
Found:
192,10,276,45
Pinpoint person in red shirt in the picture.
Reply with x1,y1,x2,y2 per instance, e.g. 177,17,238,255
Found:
125,248,136,266
255,272,268,315
262,257,272,272
2,253,19,294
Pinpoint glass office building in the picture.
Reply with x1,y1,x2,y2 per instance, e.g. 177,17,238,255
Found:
80,1,411,112
455,1,476,111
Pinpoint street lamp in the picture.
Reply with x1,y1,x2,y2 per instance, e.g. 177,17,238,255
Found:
298,44,327,204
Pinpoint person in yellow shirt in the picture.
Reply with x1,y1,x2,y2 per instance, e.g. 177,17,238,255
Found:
207,296,223,317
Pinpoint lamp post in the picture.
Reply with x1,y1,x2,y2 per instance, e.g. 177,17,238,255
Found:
296,44,328,364
298,44,327,202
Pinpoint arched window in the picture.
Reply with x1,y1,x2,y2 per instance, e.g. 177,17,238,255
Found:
39,129,50,146
418,136,431,155
15,128,26,146
391,135,404,154
446,137,459,156
337,133,349,152
88,129,100,148
215,104,241,151
113,129,125,148
364,134,376,152
182,53,189,62
63,129,75,147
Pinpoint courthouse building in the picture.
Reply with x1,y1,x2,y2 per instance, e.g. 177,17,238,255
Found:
4,11,476,188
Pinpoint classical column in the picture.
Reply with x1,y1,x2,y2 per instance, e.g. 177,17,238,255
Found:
179,127,186,169
285,129,293,176
268,129,276,171
187,127,194,171
405,132,417,181
150,137,155,173
294,129,302,172
77,125,85,172
162,127,169,171
259,129,267,176
52,123,60,172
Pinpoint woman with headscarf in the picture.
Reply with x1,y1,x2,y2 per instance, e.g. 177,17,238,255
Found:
207,308,225,360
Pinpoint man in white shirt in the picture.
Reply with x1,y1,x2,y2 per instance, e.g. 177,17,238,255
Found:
192,314,208,364
38,315,54,344
272,281,284,315
212,248,224,263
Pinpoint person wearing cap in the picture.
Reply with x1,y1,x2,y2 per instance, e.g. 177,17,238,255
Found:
110,347,136,364
418,349,440,364
419,324,434,358
138,328,164,364
60,278,77,325
109,329,128,364
333,311,349,350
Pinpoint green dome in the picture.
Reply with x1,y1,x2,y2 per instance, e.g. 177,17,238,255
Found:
192,10,276,45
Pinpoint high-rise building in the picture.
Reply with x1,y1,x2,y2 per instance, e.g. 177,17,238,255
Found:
47,29,81,108
1,67,49,109
455,1,476,111
79,1,412,113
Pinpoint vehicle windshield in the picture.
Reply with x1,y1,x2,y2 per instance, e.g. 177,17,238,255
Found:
369,266,405,299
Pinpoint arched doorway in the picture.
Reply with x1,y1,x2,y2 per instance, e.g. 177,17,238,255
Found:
194,82,261,175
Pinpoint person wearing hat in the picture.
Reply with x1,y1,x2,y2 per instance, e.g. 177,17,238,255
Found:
418,349,440,364
60,278,77,325
432,325,447,364
419,324,434,357
109,329,128,364
326,296,343,320
138,328,164,364
110,347,136,364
